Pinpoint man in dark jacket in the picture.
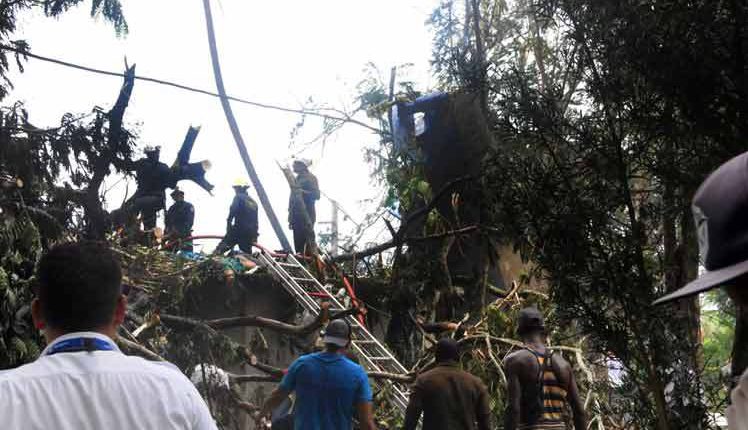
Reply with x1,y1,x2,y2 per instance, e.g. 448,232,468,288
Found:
288,160,320,254
165,188,195,251
404,338,491,430
215,179,258,254
119,145,172,230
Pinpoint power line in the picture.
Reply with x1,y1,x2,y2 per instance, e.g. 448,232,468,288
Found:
0,44,383,134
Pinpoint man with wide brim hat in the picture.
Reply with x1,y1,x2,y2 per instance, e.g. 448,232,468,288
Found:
653,151,748,429
214,178,258,254
165,188,194,252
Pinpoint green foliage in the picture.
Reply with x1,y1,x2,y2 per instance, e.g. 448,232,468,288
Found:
703,291,735,373
0,216,44,368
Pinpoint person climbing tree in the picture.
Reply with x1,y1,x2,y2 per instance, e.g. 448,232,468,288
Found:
117,145,172,230
215,179,258,254
288,159,320,254
165,188,195,251
503,307,586,430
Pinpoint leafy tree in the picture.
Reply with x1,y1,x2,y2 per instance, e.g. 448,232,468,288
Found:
422,0,748,428
0,0,128,368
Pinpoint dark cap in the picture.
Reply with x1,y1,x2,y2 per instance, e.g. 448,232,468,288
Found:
435,337,459,362
170,188,184,197
322,319,350,347
655,152,748,304
517,307,544,335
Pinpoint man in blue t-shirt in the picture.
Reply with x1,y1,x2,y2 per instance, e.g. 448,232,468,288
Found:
260,319,377,430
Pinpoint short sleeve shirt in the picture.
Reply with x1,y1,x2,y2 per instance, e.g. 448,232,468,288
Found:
280,351,372,430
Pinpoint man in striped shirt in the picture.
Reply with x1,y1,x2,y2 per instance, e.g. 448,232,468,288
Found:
503,308,586,430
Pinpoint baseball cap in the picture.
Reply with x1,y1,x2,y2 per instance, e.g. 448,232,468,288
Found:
322,319,350,347
517,307,544,335
654,152,748,305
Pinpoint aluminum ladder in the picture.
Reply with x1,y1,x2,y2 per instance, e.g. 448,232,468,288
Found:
256,250,411,415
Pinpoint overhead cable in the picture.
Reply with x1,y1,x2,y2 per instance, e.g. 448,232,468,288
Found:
0,44,382,133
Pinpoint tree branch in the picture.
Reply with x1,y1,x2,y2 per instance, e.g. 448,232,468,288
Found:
228,373,281,383
116,336,164,361
160,303,360,336
332,176,473,262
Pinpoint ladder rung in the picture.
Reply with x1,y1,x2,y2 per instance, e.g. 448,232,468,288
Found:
277,262,300,268
367,356,394,361
290,276,317,282
353,340,378,344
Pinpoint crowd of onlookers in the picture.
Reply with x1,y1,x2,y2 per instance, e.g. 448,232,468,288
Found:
1,153,748,429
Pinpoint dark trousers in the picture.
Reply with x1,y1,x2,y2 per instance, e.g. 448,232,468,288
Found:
292,226,315,254
216,227,256,254
118,195,162,230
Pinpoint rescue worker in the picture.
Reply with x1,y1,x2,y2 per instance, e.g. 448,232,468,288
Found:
215,179,258,254
119,145,172,230
165,188,195,251
288,159,320,254
503,307,586,430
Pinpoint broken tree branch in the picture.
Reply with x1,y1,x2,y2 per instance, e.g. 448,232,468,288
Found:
160,303,360,336
117,336,164,361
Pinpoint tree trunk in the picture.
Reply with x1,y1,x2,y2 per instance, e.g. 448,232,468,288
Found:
469,0,488,114
85,65,136,239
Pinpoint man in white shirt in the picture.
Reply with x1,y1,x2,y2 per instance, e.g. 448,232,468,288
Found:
0,241,218,430
654,151,748,429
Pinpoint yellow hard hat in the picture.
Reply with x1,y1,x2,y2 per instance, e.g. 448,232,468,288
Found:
232,177,250,188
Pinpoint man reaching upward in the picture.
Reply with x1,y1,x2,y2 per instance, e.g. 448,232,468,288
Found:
503,307,586,430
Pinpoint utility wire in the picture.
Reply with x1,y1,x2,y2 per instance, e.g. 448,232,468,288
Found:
0,44,383,134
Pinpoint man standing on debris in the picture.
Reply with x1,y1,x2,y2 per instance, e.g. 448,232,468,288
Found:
0,241,217,429
259,319,377,430
403,337,491,430
503,307,586,430
119,145,172,230
165,188,195,251
652,151,748,429
288,159,320,254
215,178,258,254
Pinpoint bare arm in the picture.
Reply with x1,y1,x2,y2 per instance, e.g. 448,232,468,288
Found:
259,387,290,419
503,356,522,430
566,368,586,430
356,401,377,430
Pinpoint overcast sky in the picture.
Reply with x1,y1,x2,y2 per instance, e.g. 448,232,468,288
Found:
9,0,439,252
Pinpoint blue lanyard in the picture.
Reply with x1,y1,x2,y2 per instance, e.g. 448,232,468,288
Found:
46,337,116,356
